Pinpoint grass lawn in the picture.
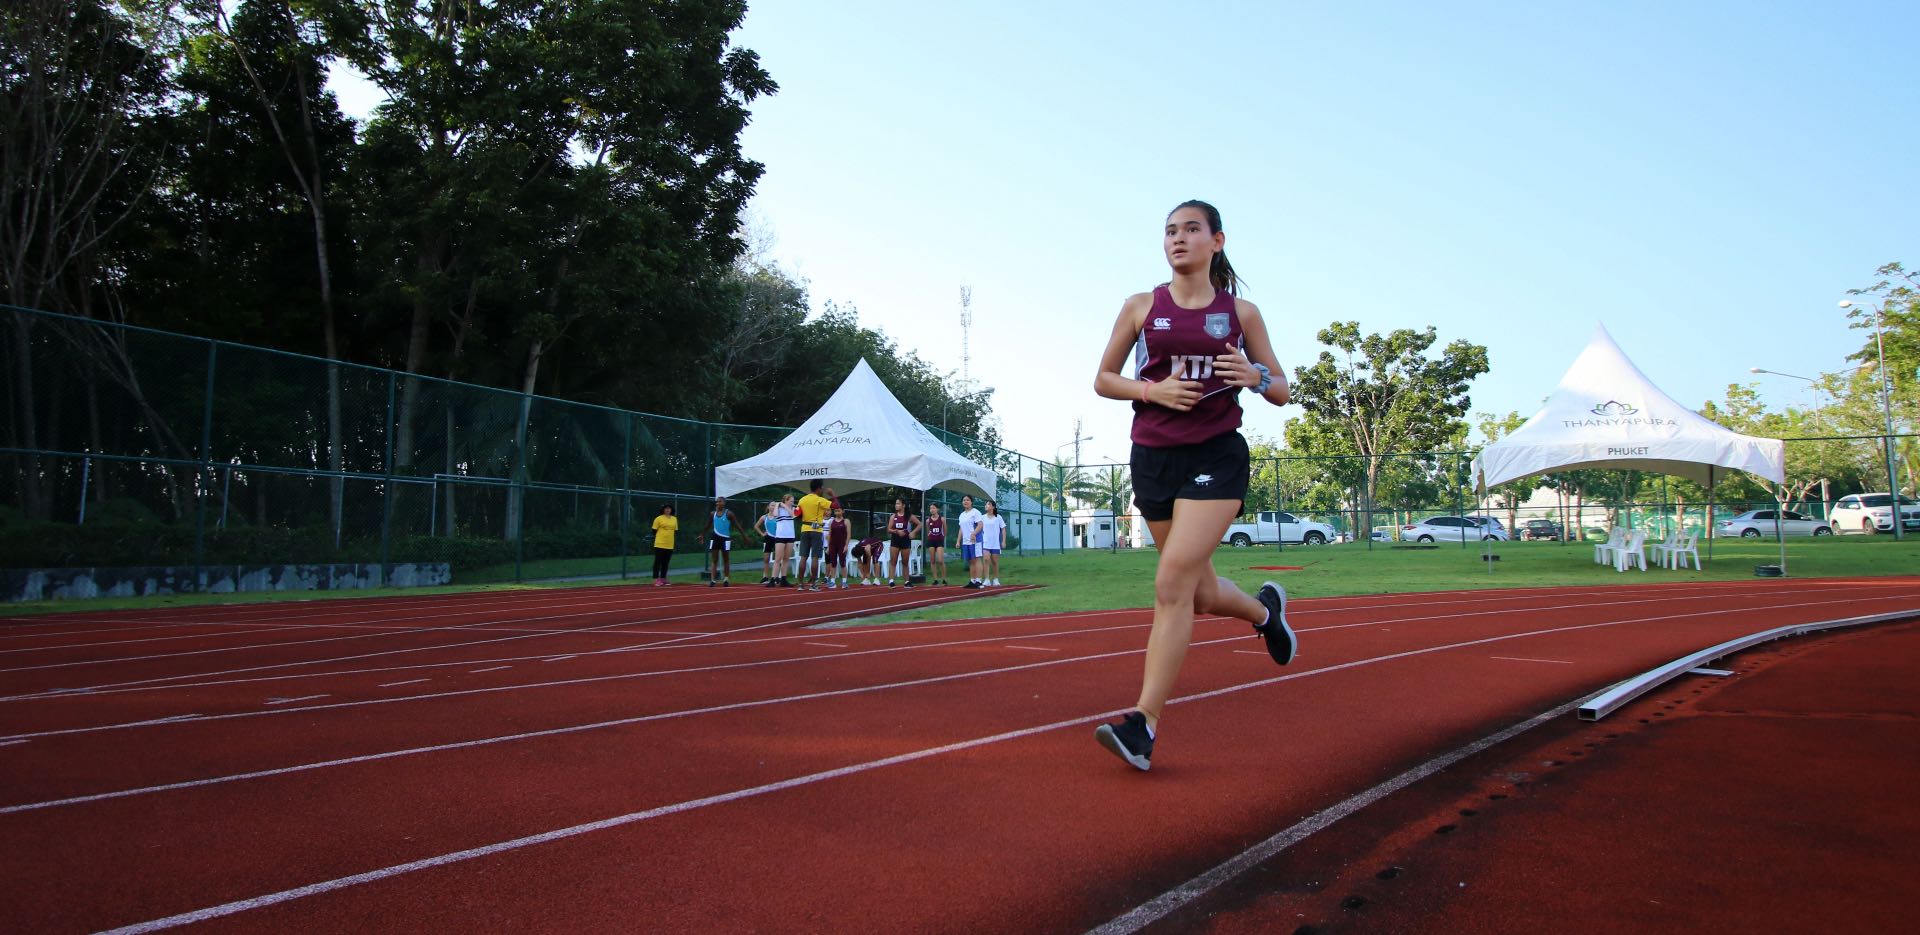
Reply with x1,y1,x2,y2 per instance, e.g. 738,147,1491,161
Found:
842,535,1920,626
6,536,1914,620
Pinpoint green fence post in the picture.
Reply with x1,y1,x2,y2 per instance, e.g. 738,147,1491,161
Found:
193,341,217,591
1455,451,1466,549
380,370,396,584
620,412,632,581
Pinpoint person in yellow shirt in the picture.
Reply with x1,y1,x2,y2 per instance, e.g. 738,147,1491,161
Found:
649,504,678,587
795,478,835,591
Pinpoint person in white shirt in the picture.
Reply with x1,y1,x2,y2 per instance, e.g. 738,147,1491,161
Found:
979,499,1008,586
956,494,985,589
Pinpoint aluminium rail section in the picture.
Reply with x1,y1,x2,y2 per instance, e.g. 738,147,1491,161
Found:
1578,608,1920,721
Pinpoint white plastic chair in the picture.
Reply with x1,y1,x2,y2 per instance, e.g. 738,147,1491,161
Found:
1613,529,1648,572
1659,530,1701,570
879,541,922,578
1594,527,1627,565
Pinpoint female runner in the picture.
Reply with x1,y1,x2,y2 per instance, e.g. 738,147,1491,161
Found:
924,503,948,585
1090,199,1298,771
885,497,922,588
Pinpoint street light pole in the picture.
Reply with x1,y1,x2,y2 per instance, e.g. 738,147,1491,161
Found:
1840,299,1902,540
1750,366,1833,514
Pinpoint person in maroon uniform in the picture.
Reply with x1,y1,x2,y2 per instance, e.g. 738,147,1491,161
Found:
885,497,922,588
923,503,948,585
825,504,852,588
1089,200,1298,772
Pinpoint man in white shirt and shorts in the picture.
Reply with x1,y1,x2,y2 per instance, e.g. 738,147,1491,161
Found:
956,494,984,589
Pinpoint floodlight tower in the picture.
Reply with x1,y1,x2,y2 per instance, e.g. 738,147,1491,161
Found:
959,285,973,386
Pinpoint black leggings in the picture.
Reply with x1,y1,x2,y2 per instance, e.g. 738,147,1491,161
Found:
652,547,673,580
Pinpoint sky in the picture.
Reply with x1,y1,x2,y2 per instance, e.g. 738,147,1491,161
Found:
334,1,1919,468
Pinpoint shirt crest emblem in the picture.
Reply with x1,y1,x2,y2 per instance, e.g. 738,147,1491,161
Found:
1203,313,1231,339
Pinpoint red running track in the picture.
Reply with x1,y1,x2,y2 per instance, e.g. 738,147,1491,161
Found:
1,577,1917,933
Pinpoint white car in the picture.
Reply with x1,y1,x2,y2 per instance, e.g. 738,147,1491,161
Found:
1400,515,1508,542
1828,493,1920,535
1222,511,1338,547
1716,509,1833,538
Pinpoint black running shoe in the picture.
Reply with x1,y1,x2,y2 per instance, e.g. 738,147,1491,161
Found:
1252,581,1297,665
1094,711,1153,771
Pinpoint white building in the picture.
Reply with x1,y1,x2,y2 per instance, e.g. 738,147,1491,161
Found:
1069,508,1118,549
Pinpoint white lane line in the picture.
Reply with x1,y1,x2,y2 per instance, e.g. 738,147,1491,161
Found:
1087,697,1590,934
378,679,430,688
1004,645,1060,652
7,587,956,694
89,603,1816,934
9,596,1886,820
1233,650,1266,656
5,583,1868,703
803,642,848,649
262,695,327,706
1491,655,1575,664
0,738,27,746
0,586,830,674
469,666,511,674
542,656,577,663
0,626,316,656
1,590,1888,742
0,608,1150,704
0,617,1157,741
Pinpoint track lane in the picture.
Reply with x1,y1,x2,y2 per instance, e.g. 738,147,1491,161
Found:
7,582,1920,931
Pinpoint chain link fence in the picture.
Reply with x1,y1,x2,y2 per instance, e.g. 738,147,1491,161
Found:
4,306,1909,592
0,306,1081,588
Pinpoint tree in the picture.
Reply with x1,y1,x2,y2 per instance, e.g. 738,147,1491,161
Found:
1023,462,1093,513
1088,464,1130,515
1290,322,1490,534
177,0,358,543
315,0,777,498
1475,410,1541,531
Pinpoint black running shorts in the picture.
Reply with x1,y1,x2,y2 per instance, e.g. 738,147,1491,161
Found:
708,536,730,553
798,531,823,558
1130,430,1249,522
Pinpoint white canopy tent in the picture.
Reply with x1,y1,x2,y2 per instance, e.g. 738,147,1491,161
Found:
714,358,997,501
1471,326,1787,569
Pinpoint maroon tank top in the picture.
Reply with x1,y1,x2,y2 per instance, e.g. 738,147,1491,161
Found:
890,514,911,537
1131,285,1245,447
925,517,945,539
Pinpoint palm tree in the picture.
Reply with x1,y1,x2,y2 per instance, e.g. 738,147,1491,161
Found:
1023,462,1095,511
1089,465,1131,514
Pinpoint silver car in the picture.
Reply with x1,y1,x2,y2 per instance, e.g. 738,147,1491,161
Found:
1400,515,1509,542
1716,509,1834,538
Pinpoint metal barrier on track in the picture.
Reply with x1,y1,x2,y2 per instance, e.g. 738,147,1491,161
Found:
1576,609,1920,721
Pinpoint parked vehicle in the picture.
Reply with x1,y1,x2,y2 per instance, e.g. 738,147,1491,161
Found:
1716,509,1833,538
1828,493,1920,535
1520,519,1563,541
1370,525,1395,542
1223,511,1338,547
1400,515,1508,542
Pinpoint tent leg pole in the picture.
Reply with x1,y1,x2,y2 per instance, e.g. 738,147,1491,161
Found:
1776,490,1787,577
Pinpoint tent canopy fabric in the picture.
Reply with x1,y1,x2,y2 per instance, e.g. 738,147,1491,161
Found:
714,359,998,500
1471,326,1785,491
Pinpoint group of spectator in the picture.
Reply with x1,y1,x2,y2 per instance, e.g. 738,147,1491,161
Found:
644,482,1009,590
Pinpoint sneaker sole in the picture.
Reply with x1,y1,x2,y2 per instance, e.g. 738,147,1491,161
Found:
1256,580,1297,665
1094,724,1151,771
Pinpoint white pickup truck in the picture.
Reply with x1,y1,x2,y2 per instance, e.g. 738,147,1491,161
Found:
1222,511,1337,547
